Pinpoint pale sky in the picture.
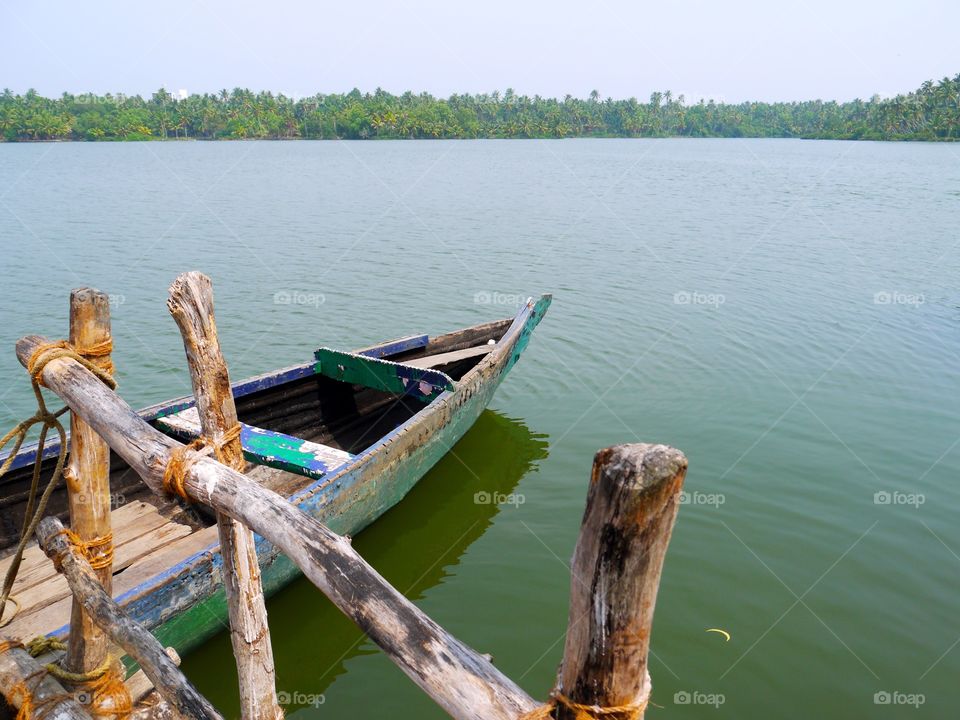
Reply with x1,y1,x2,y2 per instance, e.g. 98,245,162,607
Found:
2,0,957,102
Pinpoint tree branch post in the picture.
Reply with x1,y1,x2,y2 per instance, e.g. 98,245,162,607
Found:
167,272,282,720
555,444,687,720
64,287,114,674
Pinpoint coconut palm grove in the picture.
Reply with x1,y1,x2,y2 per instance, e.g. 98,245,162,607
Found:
2,75,958,142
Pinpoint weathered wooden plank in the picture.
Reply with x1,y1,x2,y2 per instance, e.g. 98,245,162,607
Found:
37,517,222,720
405,344,493,369
0,500,171,596
315,347,454,402
155,408,353,480
2,521,193,623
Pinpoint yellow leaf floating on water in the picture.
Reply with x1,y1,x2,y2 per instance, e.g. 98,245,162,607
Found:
706,628,731,642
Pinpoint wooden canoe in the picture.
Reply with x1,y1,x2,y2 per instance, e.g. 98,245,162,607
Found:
0,295,551,658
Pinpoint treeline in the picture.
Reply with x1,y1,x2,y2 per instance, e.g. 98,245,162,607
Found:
1,76,959,142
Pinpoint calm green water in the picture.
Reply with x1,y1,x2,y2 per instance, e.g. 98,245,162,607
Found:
1,139,958,718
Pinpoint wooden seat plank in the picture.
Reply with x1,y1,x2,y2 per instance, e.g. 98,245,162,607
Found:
405,344,493,369
314,347,455,403
155,408,353,480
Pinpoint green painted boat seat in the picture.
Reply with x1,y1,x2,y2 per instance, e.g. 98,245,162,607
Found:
314,347,455,403
155,407,353,480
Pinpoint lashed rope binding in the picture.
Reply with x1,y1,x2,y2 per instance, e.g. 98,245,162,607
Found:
0,339,116,627
0,635,131,719
520,689,649,720
162,423,241,502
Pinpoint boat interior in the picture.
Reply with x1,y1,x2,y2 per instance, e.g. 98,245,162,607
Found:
0,315,513,642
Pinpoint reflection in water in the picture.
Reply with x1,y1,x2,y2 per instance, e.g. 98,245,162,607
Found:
181,410,549,715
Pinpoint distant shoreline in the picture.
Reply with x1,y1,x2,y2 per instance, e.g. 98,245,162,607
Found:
3,77,958,142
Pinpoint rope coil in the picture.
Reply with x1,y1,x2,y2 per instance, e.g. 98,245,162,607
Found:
520,689,649,720
0,339,116,627
162,423,242,501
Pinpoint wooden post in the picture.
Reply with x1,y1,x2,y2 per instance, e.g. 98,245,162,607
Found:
36,517,222,720
555,444,687,720
0,641,93,720
15,334,540,720
64,287,114,675
167,272,282,720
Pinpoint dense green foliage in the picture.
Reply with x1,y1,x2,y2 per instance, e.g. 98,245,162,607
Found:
2,76,959,142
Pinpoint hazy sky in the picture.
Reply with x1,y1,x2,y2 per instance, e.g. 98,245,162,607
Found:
2,0,957,102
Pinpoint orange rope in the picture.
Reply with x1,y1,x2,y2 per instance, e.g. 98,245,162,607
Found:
520,690,648,720
50,528,114,572
162,424,242,501
26,339,116,390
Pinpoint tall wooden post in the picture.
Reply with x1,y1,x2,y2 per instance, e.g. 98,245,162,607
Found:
556,444,687,720
167,272,282,720
64,288,114,674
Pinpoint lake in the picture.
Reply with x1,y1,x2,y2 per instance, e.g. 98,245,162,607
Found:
1,138,958,718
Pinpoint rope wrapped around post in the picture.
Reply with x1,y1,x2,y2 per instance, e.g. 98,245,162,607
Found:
0,339,116,627
161,424,241,502
520,690,648,720
0,635,130,720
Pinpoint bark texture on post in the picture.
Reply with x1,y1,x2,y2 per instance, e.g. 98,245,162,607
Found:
556,444,687,720
65,287,114,674
0,640,93,720
36,517,222,720
15,335,540,720
167,272,281,720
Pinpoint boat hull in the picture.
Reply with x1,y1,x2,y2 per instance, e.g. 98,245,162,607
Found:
58,295,551,657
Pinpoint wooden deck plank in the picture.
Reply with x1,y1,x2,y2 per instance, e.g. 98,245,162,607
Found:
0,500,176,597
2,519,193,628
4,526,219,644
405,344,493,369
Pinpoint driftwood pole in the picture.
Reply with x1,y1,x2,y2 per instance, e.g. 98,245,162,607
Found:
0,641,93,720
64,287,114,675
166,272,281,720
555,444,687,720
15,334,540,720
36,517,222,720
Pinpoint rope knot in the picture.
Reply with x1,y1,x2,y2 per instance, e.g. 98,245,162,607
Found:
162,423,242,502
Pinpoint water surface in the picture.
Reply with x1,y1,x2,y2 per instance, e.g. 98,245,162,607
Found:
1,138,958,718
